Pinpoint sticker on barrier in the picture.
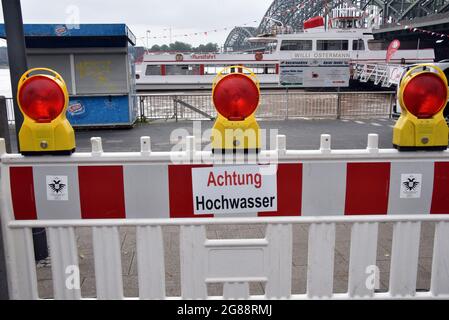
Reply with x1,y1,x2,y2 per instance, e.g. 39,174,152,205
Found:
191,165,278,215
46,175,68,201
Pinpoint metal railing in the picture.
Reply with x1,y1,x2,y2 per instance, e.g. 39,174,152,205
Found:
4,92,396,125
138,91,396,121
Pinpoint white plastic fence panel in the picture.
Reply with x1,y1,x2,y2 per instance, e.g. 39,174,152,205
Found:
180,225,208,299
307,223,336,298
7,228,38,299
430,221,449,296
179,223,293,299
136,225,166,299
48,227,81,300
92,226,124,299
265,224,292,299
389,221,421,297
348,222,379,298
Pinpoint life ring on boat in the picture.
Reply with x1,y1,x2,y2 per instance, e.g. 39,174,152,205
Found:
175,53,184,62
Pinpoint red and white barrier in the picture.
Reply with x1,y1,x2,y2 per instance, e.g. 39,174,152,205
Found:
2,134,449,300
7,160,449,220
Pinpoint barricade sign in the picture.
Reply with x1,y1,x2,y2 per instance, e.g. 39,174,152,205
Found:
1,134,449,300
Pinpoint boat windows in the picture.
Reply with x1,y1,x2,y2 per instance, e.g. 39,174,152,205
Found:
166,64,201,75
205,65,227,75
367,39,386,50
145,65,161,76
317,40,349,51
352,39,365,51
244,64,277,74
280,40,313,51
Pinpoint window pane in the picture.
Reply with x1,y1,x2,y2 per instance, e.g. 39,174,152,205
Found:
280,40,312,51
352,40,365,51
317,40,349,51
165,64,201,75
205,65,226,75
145,65,161,75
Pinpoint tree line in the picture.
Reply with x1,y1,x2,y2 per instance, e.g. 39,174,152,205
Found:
148,41,219,52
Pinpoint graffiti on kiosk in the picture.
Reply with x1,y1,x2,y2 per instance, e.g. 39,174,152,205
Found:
76,60,116,91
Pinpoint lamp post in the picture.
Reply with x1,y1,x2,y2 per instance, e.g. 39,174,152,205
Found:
264,16,284,27
2,0,48,265
264,16,285,34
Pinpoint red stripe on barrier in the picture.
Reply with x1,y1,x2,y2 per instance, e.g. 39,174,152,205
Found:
78,166,126,219
259,163,302,217
9,167,37,220
345,162,390,215
430,162,449,214
168,164,213,218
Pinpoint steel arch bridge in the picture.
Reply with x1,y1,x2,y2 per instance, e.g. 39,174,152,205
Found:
223,0,449,52
223,27,258,52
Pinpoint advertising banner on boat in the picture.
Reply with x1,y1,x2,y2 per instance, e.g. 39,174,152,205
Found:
279,59,350,87
388,65,406,85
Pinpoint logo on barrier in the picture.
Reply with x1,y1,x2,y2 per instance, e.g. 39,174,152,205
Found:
46,175,68,201
400,174,422,198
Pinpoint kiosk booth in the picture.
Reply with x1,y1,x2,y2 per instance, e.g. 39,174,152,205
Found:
0,24,138,127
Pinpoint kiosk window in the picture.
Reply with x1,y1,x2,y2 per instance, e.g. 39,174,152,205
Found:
74,54,128,94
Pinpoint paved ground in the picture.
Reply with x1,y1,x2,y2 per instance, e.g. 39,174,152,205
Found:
7,118,434,298
7,117,397,153
76,117,397,152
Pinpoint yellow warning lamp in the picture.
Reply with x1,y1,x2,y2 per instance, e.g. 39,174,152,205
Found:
211,66,261,153
17,68,75,155
393,64,449,151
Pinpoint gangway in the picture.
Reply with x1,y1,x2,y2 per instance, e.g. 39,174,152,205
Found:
352,63,406,88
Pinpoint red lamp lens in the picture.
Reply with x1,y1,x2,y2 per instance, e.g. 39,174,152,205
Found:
403,73,448,118
18,75,65,123
213,73,259,120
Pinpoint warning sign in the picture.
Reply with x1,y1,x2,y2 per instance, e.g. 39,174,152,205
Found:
46,175,68,201
192,165,277,215
400,173,422,199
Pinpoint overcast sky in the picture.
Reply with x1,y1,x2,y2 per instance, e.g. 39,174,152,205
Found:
0,0,274,47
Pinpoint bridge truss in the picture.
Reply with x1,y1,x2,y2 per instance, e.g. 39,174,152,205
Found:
223,0,449,52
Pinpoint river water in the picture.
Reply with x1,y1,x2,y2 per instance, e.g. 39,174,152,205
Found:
0,68,12,98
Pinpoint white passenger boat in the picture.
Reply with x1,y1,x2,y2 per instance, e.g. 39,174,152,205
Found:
136,7,435,91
